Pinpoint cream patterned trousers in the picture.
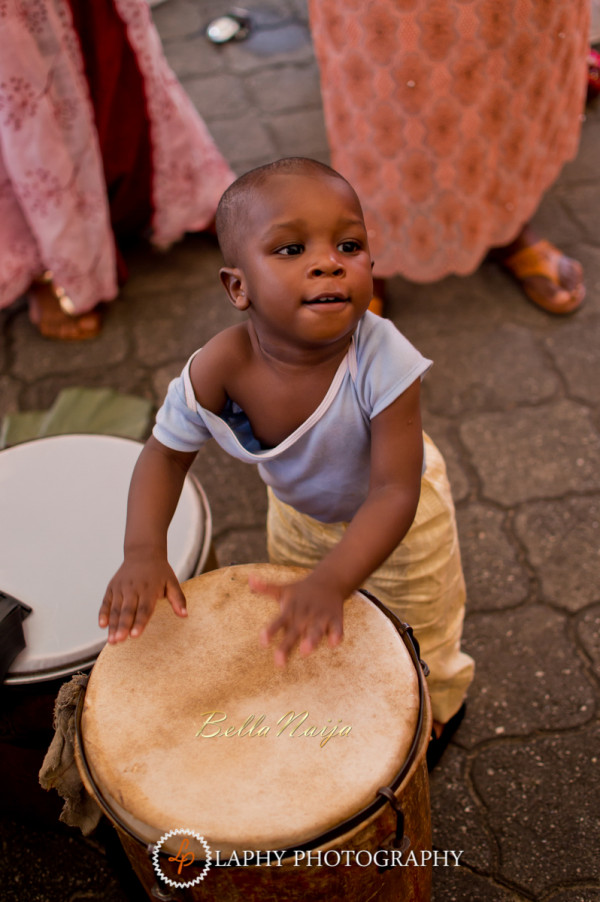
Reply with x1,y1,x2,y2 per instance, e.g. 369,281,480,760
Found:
267,434,475,724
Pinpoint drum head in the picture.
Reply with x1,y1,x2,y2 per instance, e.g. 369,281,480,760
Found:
80,565,421,855
0,435,208,683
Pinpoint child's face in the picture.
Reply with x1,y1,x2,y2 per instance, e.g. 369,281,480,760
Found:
224,173,373,349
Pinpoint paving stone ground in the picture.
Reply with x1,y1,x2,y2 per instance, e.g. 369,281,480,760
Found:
1,2,599,900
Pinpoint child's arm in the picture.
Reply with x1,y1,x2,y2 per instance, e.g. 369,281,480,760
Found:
253,378,424,666
98,436,197,643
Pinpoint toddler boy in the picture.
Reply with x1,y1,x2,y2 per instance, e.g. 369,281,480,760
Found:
99,157,474,744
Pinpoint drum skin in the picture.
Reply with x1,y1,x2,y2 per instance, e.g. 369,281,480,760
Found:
76,565,433,901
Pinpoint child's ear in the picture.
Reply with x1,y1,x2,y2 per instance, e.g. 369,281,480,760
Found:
219,267,250,310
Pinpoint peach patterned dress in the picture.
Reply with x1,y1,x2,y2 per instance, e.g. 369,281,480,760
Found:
0,0,234,314
308,0,590,281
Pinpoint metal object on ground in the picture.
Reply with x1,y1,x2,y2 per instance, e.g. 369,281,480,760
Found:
205,10,251,44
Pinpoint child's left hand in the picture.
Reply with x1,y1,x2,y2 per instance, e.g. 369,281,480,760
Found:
249,573,344,666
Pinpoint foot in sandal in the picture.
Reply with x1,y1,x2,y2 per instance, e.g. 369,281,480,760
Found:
496,227,585,315
27,273,102,340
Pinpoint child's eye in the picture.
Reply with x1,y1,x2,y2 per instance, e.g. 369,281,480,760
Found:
275,244,304,256
338,240,362,253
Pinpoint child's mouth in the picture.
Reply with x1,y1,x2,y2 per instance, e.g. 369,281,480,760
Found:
303,295,349,305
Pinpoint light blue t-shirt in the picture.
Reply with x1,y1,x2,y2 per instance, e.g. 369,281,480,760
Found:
153,312,432,523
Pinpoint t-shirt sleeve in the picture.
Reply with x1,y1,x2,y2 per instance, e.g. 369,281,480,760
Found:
153,372,212,452
354,312,433,419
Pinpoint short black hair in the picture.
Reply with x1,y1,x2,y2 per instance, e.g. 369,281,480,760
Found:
215,157,356,266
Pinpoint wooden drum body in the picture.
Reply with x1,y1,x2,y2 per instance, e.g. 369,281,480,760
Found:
76,565,432,901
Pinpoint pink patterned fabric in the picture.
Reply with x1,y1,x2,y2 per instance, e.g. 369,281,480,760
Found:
308,0,590,281
0,0,235,313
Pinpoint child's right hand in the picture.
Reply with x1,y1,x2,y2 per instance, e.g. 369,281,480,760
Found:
249,572,344,667
99,553,187,644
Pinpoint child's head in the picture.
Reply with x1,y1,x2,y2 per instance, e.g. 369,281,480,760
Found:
216,158,362,267
215,158,373,347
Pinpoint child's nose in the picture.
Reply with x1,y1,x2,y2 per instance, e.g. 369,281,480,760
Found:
309,252,345,277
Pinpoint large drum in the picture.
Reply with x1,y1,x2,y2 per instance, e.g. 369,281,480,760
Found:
0,434,213,817
75,564,432,901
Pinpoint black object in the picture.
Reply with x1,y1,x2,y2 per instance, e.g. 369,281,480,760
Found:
426,702,467,771
0,591,32,682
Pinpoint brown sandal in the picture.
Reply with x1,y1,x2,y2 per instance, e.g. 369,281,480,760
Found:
27,272,102,340
502,240,585,315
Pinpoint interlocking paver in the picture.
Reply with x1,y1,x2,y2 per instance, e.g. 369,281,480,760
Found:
10,314,130,382
545,314,600,404
460,605,596,743
164,36,227,79
128,287,228,365
531,189,591,248
191,440,268,535
514,497,600,611
268,108,330,157
148,0,203,39
456,504,530,612
393,265,510,342
544,892,600,902
207,113,278,169
576,603,600,679
460,401,600,505
430,746,496,873
560,112,600,186
184,72,251,121
220,23,314,73
421,414,470,503
421,323,560,417
471,726,600,896
20,364,152,412
245,64,322,113
0,375,20,414
432,866,520,902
